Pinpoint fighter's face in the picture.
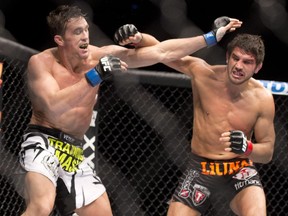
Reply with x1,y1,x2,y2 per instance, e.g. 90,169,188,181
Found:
61,17,90,59
226,47,262,85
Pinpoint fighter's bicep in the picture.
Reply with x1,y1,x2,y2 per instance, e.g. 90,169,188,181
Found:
254,94,275,144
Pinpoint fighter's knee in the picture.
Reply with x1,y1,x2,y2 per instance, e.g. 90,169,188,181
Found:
24,201,54,216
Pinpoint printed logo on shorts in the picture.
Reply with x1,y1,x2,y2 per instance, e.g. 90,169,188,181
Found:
42,154,58,178
233,167,261,190
192,184,210,206
232,167,257,180
178,170,199,198
200,159,253,176
48,137,84,172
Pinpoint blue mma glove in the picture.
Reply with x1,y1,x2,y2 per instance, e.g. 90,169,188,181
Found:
85,55,121,87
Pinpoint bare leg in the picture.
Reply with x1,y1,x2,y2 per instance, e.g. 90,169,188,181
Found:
75,192,113,216
21,172,56,216
230,186,266,216
167,201,201,216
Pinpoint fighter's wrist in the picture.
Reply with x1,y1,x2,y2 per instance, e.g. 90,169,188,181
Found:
203,31,217,47
244,141,253,156
130,33,143,47
85,68,102,87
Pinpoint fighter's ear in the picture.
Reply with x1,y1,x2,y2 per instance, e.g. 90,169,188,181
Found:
54,35,64,46
254,63,263,74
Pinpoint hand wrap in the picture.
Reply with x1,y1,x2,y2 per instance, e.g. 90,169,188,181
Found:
85,55,121,87
203,16,230,47
229,130,253,156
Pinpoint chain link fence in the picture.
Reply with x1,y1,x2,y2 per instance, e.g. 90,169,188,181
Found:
0,38,287,216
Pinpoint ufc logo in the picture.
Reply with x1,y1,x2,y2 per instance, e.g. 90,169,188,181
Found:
100,56,112,72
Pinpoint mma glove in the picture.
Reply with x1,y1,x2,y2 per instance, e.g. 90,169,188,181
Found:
203,16,231,47
229,130,253,156
114,24,142,48
85,55,121,87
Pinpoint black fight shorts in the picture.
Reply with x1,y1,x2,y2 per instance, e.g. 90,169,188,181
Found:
171,153,262,214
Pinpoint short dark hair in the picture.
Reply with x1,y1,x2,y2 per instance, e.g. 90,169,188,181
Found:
227,34,265,65
47,5,87,36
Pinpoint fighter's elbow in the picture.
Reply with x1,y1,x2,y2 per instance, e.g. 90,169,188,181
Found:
262,150,274,164
159,52,178,63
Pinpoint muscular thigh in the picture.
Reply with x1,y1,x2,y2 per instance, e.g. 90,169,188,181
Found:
75,192,112,216
230,186,266,216
24,172,56,204
167,201,201,216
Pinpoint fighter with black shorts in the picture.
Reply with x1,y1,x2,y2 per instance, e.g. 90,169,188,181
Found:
171,152,262,214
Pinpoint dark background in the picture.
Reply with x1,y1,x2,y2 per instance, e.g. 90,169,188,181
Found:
1,0,288,82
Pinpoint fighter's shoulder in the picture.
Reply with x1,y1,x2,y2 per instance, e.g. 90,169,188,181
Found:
250,78,274,100
28,48,57,74
210,64,226,72
29,48,56,64
250,78,267,90
182,56,210,71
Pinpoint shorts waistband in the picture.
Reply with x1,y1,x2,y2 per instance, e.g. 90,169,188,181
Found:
190,152,253,176
190,151,252,163
27,124,84,147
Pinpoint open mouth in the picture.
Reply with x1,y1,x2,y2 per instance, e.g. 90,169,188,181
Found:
232,70,244,78
79,43,88,49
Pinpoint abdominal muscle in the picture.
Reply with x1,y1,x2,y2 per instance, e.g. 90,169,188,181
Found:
30,106,94,139
190,119,239,160
191,140,238,160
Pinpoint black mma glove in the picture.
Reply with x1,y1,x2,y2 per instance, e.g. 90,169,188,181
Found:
229,130,253,156
203,16,231,47
85,55,121,87
114,24,140,48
